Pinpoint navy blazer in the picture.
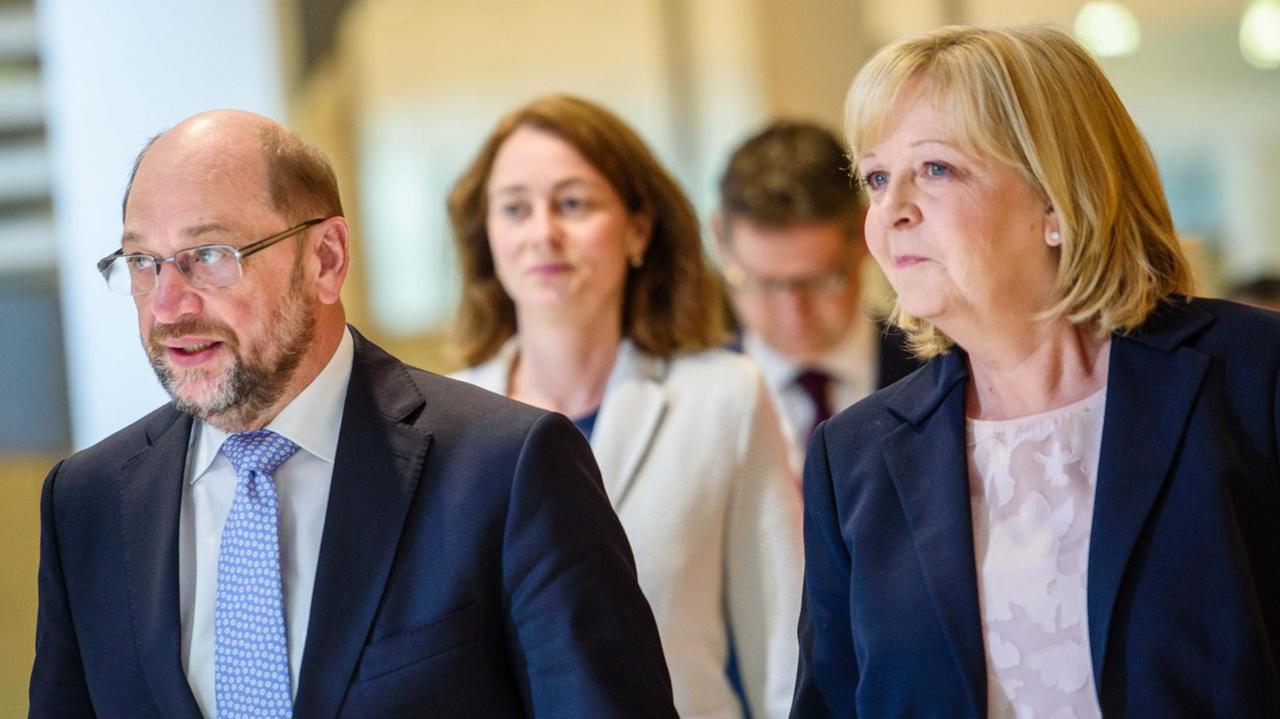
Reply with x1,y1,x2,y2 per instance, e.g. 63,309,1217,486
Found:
793,298,1280,717
30,329,677,718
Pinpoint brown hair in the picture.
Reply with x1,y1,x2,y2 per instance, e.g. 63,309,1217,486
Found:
846,25,1195,357
719,120,862,238
258,124,344,224
449,94,724,365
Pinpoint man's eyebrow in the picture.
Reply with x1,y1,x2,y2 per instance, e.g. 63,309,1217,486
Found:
183,223,236,238
120,223,236,251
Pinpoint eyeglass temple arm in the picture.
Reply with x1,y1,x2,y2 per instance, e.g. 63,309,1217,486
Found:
97,217,326,274
236,218,326,258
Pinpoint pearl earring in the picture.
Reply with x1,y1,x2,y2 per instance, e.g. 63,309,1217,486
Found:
629,253,644,269
1049,230,1062,246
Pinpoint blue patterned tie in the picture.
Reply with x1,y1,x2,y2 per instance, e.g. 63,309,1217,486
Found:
216,430,298,719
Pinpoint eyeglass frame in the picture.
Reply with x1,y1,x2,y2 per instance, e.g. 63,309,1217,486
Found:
719,254,854,296
96,218,327,296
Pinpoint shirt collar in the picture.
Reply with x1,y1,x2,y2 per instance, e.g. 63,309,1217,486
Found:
188,326,355,484
743,310,876,389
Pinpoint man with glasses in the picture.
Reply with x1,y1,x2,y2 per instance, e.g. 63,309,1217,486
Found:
715,122,919,470
30,109,675,718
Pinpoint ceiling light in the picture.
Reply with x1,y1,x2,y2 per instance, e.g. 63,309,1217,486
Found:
1240,0,1280,70
1074,1,1141,58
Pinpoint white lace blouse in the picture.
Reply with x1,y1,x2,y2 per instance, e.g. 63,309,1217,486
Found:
966,387,1107,719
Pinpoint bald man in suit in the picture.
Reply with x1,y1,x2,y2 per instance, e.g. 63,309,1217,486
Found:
30,109,675,718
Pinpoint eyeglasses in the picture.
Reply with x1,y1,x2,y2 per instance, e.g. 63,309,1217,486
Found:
722,262,851,296
97,218,326,296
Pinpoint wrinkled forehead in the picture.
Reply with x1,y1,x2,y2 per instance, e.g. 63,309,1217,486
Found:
122,168,282,258
127,141,271,217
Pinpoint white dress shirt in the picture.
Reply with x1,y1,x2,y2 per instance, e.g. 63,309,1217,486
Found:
179,327,354,718
744,314,877,472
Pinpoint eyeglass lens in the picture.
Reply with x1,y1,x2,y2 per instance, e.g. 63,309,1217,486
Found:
104,246,243,295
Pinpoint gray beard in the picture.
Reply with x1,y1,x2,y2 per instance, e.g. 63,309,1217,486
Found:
151,335,308,431
147,273,316,432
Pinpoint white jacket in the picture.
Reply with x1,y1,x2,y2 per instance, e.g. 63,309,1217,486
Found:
453,339,803,718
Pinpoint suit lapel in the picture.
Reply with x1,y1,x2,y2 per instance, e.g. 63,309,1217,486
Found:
1087,301,1212,685
881,352,986,718
591,341,668,508
294,330,432,719
117,407,203,719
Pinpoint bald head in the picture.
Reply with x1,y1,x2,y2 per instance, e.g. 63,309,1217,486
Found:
123,109,343,224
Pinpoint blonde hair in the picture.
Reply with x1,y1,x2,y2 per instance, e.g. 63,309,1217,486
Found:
449,94,724,365
845,24,1194,357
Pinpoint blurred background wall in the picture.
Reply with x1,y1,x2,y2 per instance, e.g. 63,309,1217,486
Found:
1,0,1276,711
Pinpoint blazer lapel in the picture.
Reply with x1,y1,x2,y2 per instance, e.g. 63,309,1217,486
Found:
591,341,668,507
456,337,668,507
294,329,432,719
881,352,986,718
1087,301,1212,685
117,406,203,719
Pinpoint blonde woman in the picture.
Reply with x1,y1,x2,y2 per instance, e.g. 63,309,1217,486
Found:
449,95,802,718
795,25,1280,718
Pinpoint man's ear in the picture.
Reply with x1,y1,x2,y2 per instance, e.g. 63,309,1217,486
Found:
311,217,349,304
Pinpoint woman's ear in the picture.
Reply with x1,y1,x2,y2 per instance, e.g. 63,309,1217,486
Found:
627,213,652,265
1045,205,1062,247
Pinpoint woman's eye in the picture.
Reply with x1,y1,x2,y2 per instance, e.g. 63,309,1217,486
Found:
499,202,527,219
558,196,589,213
862,170,888,190
924,162,951,177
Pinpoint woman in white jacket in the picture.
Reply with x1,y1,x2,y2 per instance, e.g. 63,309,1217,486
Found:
447,94,802,718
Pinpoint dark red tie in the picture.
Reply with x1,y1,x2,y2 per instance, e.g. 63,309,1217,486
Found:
794,369,833,441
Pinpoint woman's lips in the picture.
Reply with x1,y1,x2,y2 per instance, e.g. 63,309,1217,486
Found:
893,254,929,269
528,262,573,276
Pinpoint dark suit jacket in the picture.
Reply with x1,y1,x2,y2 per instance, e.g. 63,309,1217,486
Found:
30,328,676,718
793,297,1280,717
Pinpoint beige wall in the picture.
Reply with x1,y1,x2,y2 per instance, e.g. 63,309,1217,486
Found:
0,458,52,715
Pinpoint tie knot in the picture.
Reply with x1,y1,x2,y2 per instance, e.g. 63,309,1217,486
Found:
793,368,832,400
221,430,299,477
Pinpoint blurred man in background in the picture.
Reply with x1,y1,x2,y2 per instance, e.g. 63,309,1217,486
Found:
715,121,918,469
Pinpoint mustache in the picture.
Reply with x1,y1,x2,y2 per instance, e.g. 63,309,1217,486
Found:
149,319,234,344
